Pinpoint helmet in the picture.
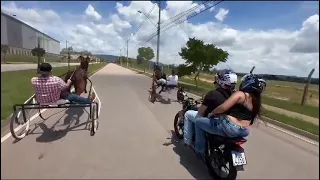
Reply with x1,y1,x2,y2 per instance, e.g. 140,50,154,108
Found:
240,74,266,93
215,69,238,90
153,63,162,71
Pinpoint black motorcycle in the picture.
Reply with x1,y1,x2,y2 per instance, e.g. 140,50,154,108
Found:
174,87,200,139
173,88,248,180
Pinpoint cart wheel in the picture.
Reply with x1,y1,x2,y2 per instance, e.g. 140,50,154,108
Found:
90,104,98,136
10,109,30,140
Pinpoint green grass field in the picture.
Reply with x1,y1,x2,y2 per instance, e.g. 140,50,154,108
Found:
1,63,106,120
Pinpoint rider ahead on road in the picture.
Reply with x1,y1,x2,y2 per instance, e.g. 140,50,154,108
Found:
151,64,167,93
193,74,267,159
183,69,238,146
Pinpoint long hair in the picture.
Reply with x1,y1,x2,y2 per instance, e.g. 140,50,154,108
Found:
250,91,262,125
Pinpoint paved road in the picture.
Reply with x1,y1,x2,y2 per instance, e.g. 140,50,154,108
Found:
1,64,319,179
1,63,79,72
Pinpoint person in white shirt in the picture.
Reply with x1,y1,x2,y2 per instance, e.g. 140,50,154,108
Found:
167,69,179,87
159,69,179,94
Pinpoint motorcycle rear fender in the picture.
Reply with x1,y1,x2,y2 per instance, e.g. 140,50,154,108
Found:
227,143,245,153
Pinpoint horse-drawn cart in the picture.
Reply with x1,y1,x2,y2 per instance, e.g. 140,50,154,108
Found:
10,78,99,141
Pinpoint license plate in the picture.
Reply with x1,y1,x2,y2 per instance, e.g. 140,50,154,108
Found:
231,151,247,166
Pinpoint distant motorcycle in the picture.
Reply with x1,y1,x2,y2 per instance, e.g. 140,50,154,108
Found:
173,88,247,180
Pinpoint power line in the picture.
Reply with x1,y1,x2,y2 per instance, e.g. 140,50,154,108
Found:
135,1,215,48
160,1,209,24
120,3,157,52
129,3,156,41
136,0,223,48
141,1,211,45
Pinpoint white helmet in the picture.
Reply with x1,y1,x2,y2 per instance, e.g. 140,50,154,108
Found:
215,69,238,91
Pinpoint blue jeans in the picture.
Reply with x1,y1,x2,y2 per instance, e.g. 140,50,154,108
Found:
183,110,201,145
66,94,91,104
194,115,249,154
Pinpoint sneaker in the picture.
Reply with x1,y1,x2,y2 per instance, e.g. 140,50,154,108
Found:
90,92,96,102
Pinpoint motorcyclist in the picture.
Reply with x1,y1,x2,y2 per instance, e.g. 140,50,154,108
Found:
193,74,267,160
183,69,238,147
151,64,167,93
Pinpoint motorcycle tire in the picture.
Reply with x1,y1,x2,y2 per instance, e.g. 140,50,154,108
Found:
174,111,184,139
206,150,237,180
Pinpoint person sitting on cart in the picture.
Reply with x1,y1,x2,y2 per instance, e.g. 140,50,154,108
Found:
159,68,179,94
31,63,95,104
151,64,167,94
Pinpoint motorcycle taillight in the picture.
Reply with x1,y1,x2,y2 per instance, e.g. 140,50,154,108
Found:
235,141,245,145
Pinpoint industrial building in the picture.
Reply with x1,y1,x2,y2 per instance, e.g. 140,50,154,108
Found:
1,12,60,57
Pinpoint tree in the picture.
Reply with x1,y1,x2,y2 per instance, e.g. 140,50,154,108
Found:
1,45,9,64
179,37,229,86
31,47,46,70
176,64,196,77
137,47,154,72
136,55,145,65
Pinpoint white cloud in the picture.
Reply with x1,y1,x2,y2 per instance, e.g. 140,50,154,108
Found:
84,4,101,22
215,8,229,22
1,1,319,77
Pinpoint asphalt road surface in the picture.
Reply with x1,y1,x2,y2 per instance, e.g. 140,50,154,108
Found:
1,63,319,179
1,63,79,72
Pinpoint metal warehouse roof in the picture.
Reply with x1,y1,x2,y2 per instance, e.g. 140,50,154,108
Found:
1,11,60,43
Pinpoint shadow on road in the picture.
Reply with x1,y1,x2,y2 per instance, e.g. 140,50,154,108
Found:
13,107,91,143
147,90,172,104
163,130,212,179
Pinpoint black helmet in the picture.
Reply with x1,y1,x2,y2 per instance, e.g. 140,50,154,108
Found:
240,74,266,93
153,63,161,71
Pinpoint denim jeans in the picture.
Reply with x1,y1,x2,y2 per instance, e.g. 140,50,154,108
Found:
183,110,201,145
194,115,249,154
66,94,91,104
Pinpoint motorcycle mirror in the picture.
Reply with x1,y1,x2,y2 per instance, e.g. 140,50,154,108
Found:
249,66,255,74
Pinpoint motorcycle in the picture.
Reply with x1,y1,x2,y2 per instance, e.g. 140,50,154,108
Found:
173,88,248,180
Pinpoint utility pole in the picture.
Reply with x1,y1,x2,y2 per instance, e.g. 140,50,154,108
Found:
37,36,41,73
66,40,70,70
126,40,129,67
119,49,122,65
156,1,161,65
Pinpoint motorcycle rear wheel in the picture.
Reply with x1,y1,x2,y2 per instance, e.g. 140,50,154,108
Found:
206,149,237,180
174,111,184,139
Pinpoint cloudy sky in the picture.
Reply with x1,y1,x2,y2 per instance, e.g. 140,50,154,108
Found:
1,1,319,77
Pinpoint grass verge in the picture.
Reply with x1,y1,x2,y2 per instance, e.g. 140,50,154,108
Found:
262,109,319,135
124,65,319,135
1,63,106,120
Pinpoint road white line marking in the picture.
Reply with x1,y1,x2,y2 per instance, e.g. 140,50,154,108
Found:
1,109,46,143
259,120,319,146
1,65,105,143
